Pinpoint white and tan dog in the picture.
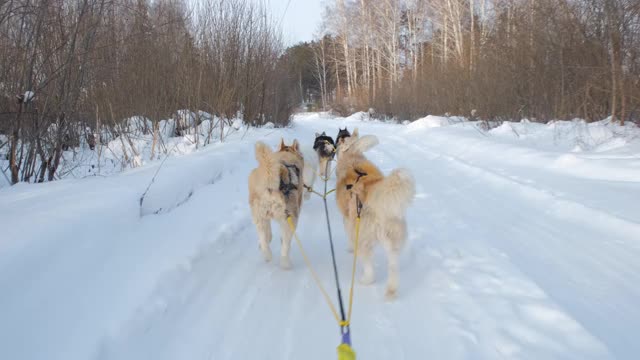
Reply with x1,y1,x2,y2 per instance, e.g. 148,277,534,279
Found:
335,128,415,299
248,139,308,269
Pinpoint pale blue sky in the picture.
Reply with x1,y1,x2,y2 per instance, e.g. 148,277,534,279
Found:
263,0,324,45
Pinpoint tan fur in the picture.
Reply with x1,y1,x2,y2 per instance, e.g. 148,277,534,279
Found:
248,138,305,269
319,157,330,178
335,130,416,299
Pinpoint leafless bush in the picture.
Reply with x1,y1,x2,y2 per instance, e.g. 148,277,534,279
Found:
0,0,293,185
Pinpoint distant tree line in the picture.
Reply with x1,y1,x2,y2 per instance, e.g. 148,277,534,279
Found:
0,0,296,184
294,0,640,123
2,0,639,185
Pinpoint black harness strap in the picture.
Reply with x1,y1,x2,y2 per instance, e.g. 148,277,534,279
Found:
279,163,301,198
345,168,368,191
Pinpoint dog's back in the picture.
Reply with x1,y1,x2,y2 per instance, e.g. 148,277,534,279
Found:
277,150,305,218
366,168,415,219
248,139,305,268
249,141,305,221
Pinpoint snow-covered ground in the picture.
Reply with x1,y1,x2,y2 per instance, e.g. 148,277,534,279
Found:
1,112,639,360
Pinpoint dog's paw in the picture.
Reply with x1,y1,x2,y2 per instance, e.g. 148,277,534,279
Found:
280,256,292,270
261,248,273,263
384,288,398,301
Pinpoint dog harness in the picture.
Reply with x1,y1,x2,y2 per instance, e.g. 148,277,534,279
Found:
279,163,301,197
345,168,367,190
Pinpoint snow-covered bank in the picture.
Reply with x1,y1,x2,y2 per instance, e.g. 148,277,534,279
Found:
0,112,248,188
1,112,639,359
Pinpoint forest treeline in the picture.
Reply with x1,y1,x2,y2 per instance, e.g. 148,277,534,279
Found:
289,0,639,122
1,0,639,185
0,0,293,184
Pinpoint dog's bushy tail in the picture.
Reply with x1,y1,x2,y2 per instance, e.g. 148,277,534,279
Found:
255,142,279,188
350,135,378,154
368,168,416,218
255,141,273,166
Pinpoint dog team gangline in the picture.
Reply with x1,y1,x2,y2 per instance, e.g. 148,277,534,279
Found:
289,155,361,360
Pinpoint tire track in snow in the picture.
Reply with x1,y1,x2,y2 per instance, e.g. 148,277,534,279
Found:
87,118,630,360
347,132,612,357
344,134,527,359
399,137,640,284
95,216,258,360
296,120,602,359
393,133,640,239
292,120,478,359
383,134,628,358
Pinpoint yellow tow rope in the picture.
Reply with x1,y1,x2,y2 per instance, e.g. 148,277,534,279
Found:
286,159,360,360
286,214,360,359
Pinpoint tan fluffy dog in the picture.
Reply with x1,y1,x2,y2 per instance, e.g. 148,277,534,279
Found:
249,139,305,269
335,129,416,299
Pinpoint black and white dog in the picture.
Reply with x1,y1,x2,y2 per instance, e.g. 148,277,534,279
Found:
313,132,336,178
335,127,351,149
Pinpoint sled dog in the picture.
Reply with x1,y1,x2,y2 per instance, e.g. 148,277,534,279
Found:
313,132,336,178
335,128,416,299
335,127,351,148
248,139,305,269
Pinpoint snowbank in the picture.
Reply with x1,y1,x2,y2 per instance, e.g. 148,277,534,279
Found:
406,115,460,130
0,112,246,188
401,115,640,182
344,111,370,122
488,118,640,153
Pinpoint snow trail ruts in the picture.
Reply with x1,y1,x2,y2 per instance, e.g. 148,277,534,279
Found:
383,134,635,358
3,113,638,360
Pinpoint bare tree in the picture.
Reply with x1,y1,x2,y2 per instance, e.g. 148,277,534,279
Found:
306,0,639,122
0,0,292,185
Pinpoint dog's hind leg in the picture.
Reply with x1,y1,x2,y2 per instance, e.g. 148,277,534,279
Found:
277,217,294,270
381,222,405,299
255,217,273,262
359,240,375,286
382,243,400,300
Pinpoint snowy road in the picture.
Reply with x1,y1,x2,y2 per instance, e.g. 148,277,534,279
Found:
1,113,639,359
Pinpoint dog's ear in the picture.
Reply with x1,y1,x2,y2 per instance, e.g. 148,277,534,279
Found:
315,132,320,137
352,127,359,137
322,131,326,135
279,138,286,150
292,139,300,151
